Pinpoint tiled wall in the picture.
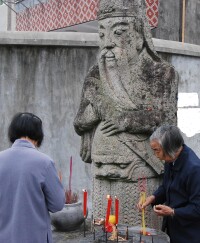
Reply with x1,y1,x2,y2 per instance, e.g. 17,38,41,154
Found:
16,0,158,31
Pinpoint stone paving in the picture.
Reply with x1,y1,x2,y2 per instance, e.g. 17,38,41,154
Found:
52,219,93,243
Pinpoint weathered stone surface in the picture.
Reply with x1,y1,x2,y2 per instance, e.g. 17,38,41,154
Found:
74,0,178,228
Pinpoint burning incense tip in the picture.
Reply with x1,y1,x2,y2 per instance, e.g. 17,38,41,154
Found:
140,230,151,236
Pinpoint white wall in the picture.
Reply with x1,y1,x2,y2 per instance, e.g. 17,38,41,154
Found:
0,4,16,31
172,55,200,157
0,4,8,31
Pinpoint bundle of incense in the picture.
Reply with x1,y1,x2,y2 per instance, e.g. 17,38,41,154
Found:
140,191,146,235
138,176,147,236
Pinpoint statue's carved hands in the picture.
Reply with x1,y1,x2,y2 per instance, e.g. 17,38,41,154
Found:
100,109,162,136
100,119,125,136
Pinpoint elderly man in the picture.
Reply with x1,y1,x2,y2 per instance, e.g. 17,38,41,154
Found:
138,125,200,243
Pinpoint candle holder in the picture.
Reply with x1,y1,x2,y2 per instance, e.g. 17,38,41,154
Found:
89,195,132,242
138,232,154,243
78,224,168,243
83,218,86,237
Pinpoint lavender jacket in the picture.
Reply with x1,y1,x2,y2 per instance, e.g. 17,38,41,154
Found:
0,139,65,243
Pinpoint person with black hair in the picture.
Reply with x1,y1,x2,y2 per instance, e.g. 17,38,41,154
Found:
137,125,200,243
0,112,65,243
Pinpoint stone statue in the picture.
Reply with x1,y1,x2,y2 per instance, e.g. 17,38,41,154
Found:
74,0,178,227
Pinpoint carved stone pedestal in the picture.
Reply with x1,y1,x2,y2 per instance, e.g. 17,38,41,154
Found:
92,177,163,230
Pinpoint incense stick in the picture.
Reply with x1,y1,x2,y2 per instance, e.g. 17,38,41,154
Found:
141,191,146,235
138,176,147,236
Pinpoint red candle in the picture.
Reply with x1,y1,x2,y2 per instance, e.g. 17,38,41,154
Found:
115,196,119,224
83,189,88,218
105,195,112,228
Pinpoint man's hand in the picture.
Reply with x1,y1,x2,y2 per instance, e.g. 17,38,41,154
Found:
137,195,155,211
153,204,174,216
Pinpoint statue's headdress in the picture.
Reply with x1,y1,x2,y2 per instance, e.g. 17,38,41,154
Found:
97,0,160,61
97,0,144,20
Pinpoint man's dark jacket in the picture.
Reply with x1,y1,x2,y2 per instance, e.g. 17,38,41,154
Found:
153,145,200,243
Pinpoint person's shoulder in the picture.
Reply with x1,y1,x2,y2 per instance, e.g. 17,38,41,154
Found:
184,144,200,164
0,148,11,157
184,144,197,154
32,149,54,166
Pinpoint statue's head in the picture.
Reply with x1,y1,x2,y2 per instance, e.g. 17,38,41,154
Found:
97,0,159,67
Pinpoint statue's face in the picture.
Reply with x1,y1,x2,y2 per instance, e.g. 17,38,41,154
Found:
98,17,143,67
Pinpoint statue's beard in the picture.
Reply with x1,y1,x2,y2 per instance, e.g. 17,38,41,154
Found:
98,48,137,110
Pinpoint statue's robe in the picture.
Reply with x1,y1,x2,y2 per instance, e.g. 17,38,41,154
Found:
74,48,178,181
